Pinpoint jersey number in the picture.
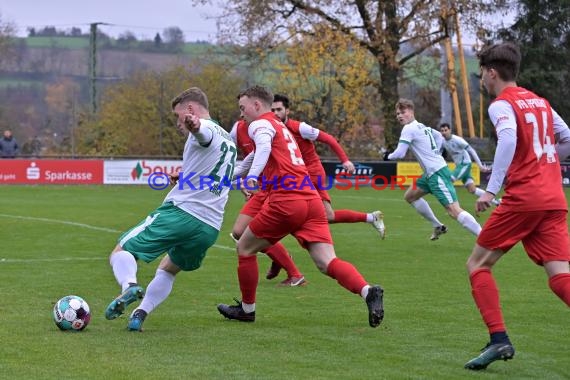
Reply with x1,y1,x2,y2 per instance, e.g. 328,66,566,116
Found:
282,128,305,166
525,111,556,163
424,129,438,153
209,141,237,181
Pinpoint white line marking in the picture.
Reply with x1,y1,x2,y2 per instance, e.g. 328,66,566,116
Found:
213,244,235,252
0,213,121,233
0,213,236,264
0,257,105,263
0,249,239,263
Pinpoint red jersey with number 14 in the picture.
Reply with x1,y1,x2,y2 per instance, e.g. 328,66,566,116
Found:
493,86,566,211
248,112,319,202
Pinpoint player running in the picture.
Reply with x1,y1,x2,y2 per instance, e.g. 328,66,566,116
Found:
387,99,481,240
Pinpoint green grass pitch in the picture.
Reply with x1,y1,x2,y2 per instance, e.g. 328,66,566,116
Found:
0,185,568,379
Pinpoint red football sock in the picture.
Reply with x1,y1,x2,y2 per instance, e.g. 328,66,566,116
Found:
238,255,258,304
548,273,570,306
470,268,506,333
333,210,367,223
262,243,302,278
325,258,368,294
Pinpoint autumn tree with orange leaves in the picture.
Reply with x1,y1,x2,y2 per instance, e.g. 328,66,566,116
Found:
259,26,381,156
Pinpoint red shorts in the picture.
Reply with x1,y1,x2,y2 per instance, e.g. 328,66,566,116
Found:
310,174,331,203
240,191,268,217
477,208,570,265
249,198,332,249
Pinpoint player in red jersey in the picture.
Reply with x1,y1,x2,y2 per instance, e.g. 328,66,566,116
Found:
271,94,385,238
259,94,386,279
229,119,306,286
217,85,384,328
464,42,570,370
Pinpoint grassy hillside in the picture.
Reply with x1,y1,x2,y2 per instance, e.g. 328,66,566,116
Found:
25,36,90,49
1,37,237,82
21,36,221,55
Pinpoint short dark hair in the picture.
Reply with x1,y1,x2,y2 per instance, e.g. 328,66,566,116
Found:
439,123,451,130
478,42,521,82
171,87,209,110
395,98,414,111
238,85,273,107
273,94,290,109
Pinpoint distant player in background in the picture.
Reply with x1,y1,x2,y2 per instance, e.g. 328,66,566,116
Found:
464,42,570,370
217,85,384,328
387,99,481,240
438,123,499,205
230,118,306,286
272,94,385,238
104,87,236,331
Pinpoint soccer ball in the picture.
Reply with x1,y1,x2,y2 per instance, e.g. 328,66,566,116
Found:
53,295,91,331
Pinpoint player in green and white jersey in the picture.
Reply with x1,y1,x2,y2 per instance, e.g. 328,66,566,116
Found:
104,87,237,331
387,98,481,240
439,123,500,206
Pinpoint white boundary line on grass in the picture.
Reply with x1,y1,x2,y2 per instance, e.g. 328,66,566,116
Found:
0,213,235,264
0,257,105,263
0,213,122,233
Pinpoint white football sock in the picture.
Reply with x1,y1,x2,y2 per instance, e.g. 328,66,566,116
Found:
110,250,138,292
411,198,443,227
457,211,482,236
360,285,371,299
366,214,374,223
241,302,255,313
138,269,175,314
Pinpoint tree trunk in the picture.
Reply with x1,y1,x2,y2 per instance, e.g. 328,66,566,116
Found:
378,60,400,149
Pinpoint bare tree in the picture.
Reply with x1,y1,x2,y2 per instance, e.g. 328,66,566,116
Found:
195,0,508,145
163,26,185,52
0,13,15,65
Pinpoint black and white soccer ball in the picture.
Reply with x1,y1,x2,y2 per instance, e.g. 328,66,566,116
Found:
53,295,91,331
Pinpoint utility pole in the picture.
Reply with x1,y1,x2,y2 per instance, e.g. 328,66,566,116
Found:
440,1,462,136
159,79,164,156
71,90,76,158
89,22,106,115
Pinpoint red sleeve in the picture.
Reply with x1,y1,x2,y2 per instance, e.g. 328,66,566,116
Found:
316,131,349,162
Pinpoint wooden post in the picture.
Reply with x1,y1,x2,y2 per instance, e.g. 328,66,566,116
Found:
444,36,463,137
453,11,475,137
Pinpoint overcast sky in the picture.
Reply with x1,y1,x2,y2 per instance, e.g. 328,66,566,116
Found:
1,1,514,45
0,0,221,41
